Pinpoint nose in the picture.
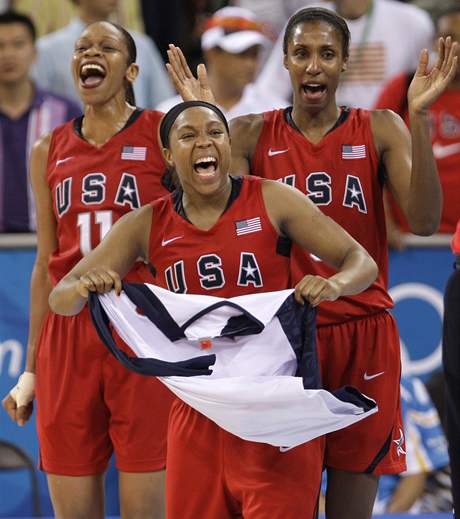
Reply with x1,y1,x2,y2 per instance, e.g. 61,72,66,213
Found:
196,131,212,148
306,54,320,75
83,45,102,57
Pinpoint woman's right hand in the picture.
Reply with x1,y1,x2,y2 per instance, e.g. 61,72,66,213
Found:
76,267,122,299
166,44,215,104
2,372,35,426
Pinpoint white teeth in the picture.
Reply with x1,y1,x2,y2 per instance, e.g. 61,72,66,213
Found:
81,64,105,75
194,156,217,166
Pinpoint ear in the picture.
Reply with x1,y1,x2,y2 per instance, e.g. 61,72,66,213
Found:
283,53,289,70
161,146,174,167
341,57,348,72
126,63,139,84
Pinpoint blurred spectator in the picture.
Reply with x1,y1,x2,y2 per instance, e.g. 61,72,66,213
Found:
443,220,460,518
0,10,80,233
32,0,174,109
374,374,450,514
13,0,144,38
252,0,434,108
376,6,460,239
0,1,10,13
157,6,288,118
229,0,326,37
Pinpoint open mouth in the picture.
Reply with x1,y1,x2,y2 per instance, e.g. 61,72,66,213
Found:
193,156,218,177
302,83,327,99
79,63,107,88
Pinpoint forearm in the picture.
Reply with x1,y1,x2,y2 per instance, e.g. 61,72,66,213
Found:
386,473,427,512
25,262,53,372
329,248,378,297
48,274,87,316
407,110,442,235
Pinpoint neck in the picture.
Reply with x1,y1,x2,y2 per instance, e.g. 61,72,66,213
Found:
0,78,34,119
208,72,245,112
82,95,134,146
337,0,373,20
79,10,107,25
182,177,232,229
291,101,341,144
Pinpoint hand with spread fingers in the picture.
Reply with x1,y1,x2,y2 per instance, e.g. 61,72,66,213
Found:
294,275,342,307
408,36,459,113
166,44,215,104
76,267,122,299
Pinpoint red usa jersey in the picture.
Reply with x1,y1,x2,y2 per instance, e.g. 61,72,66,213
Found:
252,108,393,325
148,176,290,297
47,109,168,284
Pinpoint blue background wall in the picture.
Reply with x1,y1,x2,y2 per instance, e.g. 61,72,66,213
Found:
0,246,454,516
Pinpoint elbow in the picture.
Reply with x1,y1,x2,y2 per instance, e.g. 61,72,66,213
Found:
48,285,79,316
409,221,439,237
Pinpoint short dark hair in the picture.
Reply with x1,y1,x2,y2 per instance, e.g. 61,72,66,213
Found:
283,7,350,59
0,10,36,41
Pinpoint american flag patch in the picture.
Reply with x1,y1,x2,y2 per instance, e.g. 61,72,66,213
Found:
121,146,147,161
342,144,366,159
235,217,262,236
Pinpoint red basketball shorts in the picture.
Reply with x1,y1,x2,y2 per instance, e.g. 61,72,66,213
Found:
166,399,324,519
317,310,406,475
35,307,174,476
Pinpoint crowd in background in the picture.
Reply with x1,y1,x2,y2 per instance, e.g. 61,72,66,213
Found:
0,0,459,515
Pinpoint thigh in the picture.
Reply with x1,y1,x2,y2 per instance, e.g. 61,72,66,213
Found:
227,435,324,519
166,400,235,519
325,468,379,519
103,350,174,472
119,470,166,519
47,473,105,519
36,310,112,475
318,312,406,475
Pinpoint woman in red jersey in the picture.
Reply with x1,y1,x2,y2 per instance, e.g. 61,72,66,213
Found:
48,100,378,519
2,21,174,518
165,7,458,519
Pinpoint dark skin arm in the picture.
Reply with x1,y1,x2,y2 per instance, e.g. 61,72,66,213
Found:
372,37,458,236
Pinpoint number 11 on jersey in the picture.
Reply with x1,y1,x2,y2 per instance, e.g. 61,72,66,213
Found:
77,210,113,256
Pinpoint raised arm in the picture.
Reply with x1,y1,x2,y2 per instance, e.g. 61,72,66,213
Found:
373,36,458,235
166,44,216,104
49,205,152,316
2,135,57,426
262,180,378,307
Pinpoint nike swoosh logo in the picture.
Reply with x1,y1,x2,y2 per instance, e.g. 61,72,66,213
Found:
432,142,460,159
279,446,294,453
161,236,183,246
56,157,74,166
363,371,385,381
268,148,289,157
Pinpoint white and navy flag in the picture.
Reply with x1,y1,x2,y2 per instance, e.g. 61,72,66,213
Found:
235,217,262,236
342,144,366,159
89,284,377,449
121,145,147,161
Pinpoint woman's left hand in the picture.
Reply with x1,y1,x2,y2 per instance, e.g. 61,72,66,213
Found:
294,275,342,306
408,36,458,113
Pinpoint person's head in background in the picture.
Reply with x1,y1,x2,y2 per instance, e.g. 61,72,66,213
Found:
201,7,269,110
70,0,118,24
0,11,36,90
436,6,460,86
